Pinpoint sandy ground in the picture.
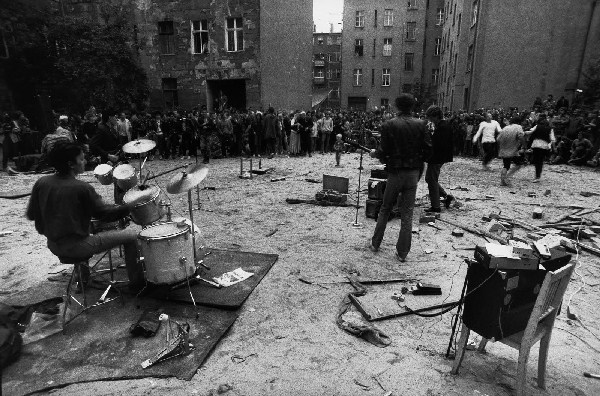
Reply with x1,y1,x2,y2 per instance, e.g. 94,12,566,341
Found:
1,154,600,396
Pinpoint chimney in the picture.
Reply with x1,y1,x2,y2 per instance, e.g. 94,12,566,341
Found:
330,23,334,33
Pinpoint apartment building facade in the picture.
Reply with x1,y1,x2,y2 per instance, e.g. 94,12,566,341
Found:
340,0,443,111
312,32,342,108
130,0,312,112
438,0,600,111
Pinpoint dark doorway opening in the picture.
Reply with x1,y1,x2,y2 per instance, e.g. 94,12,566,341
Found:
207,79,247,112
348,96,367,111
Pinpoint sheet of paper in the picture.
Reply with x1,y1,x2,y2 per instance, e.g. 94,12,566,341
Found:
213,268,254,287
485,243,516,259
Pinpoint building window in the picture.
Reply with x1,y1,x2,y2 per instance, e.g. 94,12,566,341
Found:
354,39,364,56
381,98,389,109
191,20,208,54
453,3,457,25
314,69,324,78
436,8,444,25
467,44,474,72
374,10,378,27
384,9,394,26
471,1,478,26
158,21,175,55
382,68,391,86
406,22,416,41
434,37,441,55
327,69,332,79
353,69,363,86
372,38,376,57
432,69,439,85
226,17,244,52
371,69,375,86
383,38,392,56
404,52,414,71
317,36,324,45
402,84,412,93
355,10,365,27
327,36,332,45
335,69,341,79
457,14,462,36
454,53,458,76
407,0,417,8
162,78,178,109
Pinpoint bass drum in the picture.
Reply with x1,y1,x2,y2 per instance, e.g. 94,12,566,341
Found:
138,222,196,285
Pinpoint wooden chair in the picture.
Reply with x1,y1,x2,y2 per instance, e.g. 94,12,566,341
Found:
451,263,575,396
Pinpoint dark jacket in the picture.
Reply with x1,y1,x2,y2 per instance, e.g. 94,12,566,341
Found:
373,115,432,171
428,120,454,164
262,113,280,139
89,122,120,162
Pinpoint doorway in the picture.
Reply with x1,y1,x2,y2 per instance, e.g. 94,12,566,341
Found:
207,79,247,112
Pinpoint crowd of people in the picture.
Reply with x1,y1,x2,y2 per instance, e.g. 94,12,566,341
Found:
1,93,598,176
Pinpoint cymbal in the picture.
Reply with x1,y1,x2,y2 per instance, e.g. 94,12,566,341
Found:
122,139,156,154
166,164,209,194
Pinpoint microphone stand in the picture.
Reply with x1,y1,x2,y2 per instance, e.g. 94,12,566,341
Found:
351,149,365,228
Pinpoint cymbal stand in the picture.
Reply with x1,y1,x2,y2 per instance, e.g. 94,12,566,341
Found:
351,149,365,228
186,188,200,318
195,143,201,209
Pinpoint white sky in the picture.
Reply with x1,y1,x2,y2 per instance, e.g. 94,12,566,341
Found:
313,0,344,33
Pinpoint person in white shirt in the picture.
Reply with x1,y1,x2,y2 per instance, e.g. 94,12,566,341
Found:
321,113,333,153
472,113,501,170
116,112,132,145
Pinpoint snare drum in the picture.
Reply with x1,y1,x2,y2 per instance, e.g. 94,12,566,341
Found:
94,164,113,185
138,222,196,285
123,185,163,226
113,164,138,191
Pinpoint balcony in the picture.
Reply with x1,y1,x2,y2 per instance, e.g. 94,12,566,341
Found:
314,60,325,67
313,76,325,85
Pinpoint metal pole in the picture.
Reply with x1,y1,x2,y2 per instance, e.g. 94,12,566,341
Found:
352,150,364,227
187,190,198,265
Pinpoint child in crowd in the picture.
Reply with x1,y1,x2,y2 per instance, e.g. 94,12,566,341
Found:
333,133,344,167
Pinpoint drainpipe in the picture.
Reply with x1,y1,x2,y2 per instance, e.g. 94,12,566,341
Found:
467,0,483,112
576,0,597,89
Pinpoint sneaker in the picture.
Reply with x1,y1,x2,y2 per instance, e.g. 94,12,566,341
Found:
424,207,441,213
444,195,455,209
368,243,379,252
394,251,406,263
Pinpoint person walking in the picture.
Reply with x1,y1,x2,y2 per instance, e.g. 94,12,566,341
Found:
472,113,501,170
525,114,555,182
497,116,526,187
424,106,454,213
369,94,432,262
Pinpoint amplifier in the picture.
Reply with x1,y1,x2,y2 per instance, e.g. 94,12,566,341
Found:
365,199,382,219
371,168,388,179
463,249,571,340
368,178,386,200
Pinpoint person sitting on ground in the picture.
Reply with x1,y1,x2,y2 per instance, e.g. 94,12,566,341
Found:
587,148,600,167
551,135,571,164
568,131,594,166
26,141,146,291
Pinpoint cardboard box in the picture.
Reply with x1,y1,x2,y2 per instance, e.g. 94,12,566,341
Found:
474,245,540,271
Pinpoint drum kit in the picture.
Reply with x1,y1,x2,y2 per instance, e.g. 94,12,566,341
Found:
92,139,212,293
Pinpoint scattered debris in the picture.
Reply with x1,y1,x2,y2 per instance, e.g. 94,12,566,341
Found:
533,207,544,219
544,190,551,196
271,177,286,182
580,191,600,197
452,229,464,237
0,230,14,237
265,229,278,237
305,178,321,183
231,353,257,363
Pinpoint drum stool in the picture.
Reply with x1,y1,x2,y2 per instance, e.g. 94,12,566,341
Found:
239,157,254,179
60,254,124,333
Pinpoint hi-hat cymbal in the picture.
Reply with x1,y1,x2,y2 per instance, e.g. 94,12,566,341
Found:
122,139,156,154
166,164,209,194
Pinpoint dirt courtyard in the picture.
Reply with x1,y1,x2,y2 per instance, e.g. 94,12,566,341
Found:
1,154,600,396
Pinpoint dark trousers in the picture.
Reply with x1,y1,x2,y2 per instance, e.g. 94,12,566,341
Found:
425,163,448,209
300,132,312,155
532,148,547,178
2,137,20,169
199,134,210,163
321,132,331,153
482,142,496,165
371,169,420,258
